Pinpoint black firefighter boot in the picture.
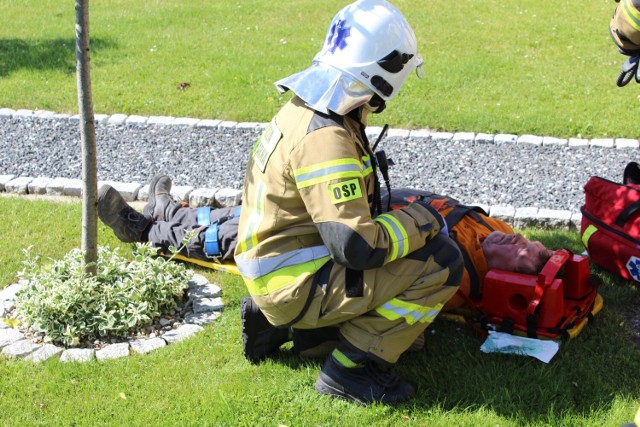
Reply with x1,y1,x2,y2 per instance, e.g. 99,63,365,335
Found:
98,185,152,243
240,296,291,364
143,174,182,221
315,339,416,406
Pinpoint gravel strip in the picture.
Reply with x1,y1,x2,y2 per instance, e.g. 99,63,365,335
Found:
0,110,636,213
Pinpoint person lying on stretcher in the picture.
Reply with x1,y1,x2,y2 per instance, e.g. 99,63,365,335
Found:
97,174,554,359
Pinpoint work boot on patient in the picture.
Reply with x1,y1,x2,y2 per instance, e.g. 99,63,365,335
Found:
98,185,151,243
143,174,181,221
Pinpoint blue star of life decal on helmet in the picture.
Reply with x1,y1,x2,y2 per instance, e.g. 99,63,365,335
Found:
326,19,351,54
626,255,640,281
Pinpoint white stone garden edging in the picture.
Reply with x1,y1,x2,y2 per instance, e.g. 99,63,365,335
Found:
0,272,223,362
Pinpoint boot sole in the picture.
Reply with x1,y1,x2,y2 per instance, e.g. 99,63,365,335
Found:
143,174,163,219
315,372,368,406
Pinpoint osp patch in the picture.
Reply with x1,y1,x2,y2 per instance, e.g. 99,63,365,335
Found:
328,179,362,204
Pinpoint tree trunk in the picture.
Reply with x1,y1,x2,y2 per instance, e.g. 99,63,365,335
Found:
75,0,98,276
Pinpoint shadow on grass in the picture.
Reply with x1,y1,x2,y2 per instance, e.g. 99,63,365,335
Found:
0,37,118,77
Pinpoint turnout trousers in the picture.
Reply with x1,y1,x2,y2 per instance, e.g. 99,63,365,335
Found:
295,234,463,364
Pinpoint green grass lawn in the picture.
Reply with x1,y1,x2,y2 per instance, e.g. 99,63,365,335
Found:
0,0,634,138
1,196,639,426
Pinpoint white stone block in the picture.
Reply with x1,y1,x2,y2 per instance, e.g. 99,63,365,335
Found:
517,134,543,146
0,108,15,117
615,138,639,149
489,205,516,225
409,129,431,139
130,337,166,354
494,134,517,145
542,136,568,147
14,109,36,118
184,311,221,325
387,128,410,138
173,117,200,126
189,187,218,208
147,116,176,126
125,115,148,125
60,348,95,363
96,343,130,360
514,207,540,228
34,110,55,119
196,119,222,128
94,114,109,124
235,121,261,130
2,339,40,359
0,175,16,191
570,212,582,230
430,132,454,143
217,120,238,128
475,133,494,144
107,114,128,125
188,283,222,299
99,181,142,202
171,185,194,203
568,138,589,148
452,132,475,144
193,296,224,314
28,176,53,195
589,138,614,148
45,177,75,196
24,344,63,362
0,283,22,302
365,126,385,140
5,176,33,194
537,209,573,229
188,273,209,289
162,324,203,344
214,188,242,207
0,328,25,349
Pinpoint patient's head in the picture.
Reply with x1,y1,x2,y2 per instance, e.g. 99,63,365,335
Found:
481,231,553,275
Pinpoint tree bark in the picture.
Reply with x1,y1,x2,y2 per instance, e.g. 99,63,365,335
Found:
75,0,98,276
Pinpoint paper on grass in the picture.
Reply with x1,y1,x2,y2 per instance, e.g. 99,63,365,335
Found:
480,331,560,363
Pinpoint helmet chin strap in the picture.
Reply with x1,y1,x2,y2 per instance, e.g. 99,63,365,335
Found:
364,94,386,114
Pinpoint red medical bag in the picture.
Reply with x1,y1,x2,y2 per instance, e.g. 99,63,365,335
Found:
581,162,640,282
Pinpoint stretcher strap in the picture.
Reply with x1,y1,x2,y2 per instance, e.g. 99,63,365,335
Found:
196,207,221,258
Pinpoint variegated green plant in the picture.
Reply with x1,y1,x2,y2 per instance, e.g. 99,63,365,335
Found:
14,243,192,347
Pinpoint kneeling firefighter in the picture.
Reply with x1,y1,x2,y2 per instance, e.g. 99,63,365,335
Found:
235,0,463,405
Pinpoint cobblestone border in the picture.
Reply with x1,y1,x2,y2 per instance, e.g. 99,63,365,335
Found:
0,273,223,362
0,107,596,230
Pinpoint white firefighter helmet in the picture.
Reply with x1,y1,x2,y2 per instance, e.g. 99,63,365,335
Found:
275,0,423,115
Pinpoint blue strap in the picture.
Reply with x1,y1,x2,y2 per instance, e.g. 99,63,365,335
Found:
203,222,220,258
196,207,221,258
196,207,212,226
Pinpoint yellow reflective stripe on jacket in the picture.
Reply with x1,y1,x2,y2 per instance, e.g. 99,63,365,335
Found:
294,158,363,189
238,180,266,253
623,0,640,31
374,213,409,261
361,154,373,176
375,299,444,325
239,254,331,296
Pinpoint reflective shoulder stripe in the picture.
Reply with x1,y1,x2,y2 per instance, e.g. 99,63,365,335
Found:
581,224,598,249
375,298,444,325
374,213,409,261
623,0,640,30
361,154,373,176
294,158,363,189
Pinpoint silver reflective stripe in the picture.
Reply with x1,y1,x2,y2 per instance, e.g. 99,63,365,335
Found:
235,244,330,280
